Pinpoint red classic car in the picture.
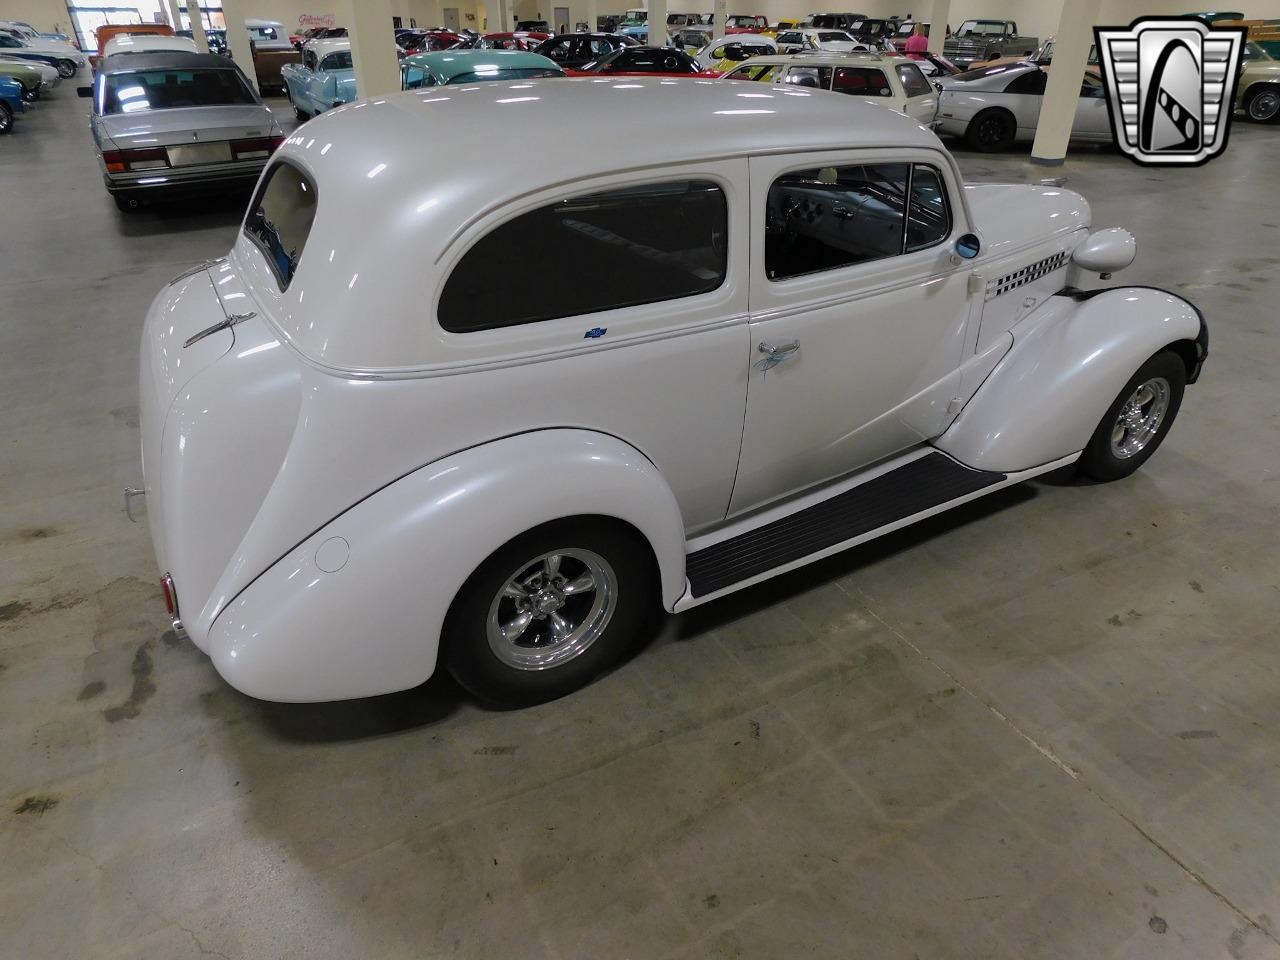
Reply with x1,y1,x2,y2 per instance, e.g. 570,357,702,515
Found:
723,14,769,34
567,46,721,77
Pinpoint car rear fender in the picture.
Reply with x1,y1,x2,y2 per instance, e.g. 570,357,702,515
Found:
206,428,686,702
934,287,1205,473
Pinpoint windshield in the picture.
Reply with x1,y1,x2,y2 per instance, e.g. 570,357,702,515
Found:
245,161,316,290
102,69,257,113
446,67,560,83
957,20,1006,37
818,32,854,42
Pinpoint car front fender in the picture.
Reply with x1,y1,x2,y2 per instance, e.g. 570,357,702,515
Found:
206,429,686,702
934,287,1205,473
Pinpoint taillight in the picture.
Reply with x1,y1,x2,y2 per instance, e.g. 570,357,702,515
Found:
101,146,169,173
230,135,285,160
160,574,178,618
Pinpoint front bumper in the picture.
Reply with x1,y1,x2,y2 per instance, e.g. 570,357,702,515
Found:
931,116,967,138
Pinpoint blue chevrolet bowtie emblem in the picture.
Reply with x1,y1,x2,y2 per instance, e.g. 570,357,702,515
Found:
584,327,607,339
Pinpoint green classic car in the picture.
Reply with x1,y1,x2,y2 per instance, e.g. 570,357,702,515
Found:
0,57,51,102
400,49,565,89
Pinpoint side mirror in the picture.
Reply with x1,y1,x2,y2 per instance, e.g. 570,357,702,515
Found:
77,85,92,97
956,233,981,259
1071,227,1136,278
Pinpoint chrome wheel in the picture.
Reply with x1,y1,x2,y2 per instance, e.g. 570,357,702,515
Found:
486,548,617,671
1248,88,1280,122
1109,377,1170,459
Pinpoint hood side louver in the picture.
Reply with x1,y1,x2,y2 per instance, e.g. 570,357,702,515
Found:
985,251,1069,301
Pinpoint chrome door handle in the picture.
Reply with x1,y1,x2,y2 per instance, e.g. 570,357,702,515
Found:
756,339,800,370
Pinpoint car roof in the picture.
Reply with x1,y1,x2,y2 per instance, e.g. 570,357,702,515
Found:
263,78,948,370
308,38,352,55
728,52,899,66
403,49,561,78
96,51,246,75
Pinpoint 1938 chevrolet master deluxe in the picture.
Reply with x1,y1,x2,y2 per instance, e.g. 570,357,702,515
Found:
136,79,1206,705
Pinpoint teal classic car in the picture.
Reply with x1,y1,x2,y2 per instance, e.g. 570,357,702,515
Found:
0,74,25,133
281,38,356,119
400,49,565,88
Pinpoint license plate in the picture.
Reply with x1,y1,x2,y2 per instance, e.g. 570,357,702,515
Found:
166,142,231,166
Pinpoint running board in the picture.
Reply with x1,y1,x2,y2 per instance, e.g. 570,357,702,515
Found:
674,450,1079,610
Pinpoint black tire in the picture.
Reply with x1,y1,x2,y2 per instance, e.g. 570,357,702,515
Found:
1244,84,1280,123
22,85,38,103
965,108,1016,152
0,102,12,135
56,59,76,79
443,517,656,706
294,103,309,121
1077,351,1186,482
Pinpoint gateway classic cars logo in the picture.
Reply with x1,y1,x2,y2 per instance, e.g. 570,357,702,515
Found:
1094,17,1247,166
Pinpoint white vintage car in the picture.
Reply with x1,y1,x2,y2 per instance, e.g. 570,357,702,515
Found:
136,79,1207,706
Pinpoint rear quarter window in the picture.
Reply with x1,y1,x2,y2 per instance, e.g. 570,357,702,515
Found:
439,180,727,333
244,161,317,291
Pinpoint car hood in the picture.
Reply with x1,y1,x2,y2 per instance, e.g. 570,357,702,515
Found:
964,183,1091,257
13,39,78,57
99,104,278,148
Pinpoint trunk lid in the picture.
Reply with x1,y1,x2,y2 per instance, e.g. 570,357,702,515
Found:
101,104,276,159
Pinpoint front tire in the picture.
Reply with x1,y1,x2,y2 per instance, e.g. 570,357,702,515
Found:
1244,84,1280,123
0,102,12,134
443,517,656,706
1077,351,1186,482
965,108,1016,152
22,86,38,103
56,59,76,79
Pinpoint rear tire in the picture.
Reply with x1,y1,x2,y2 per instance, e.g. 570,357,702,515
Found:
443,517,656,706
1077,351,1186,482
22,86,38,103
965,108,1016,152
1244,84,1280,123
56,59,76,79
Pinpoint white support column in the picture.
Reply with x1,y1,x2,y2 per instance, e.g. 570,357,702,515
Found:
1031,0,1100,165
221,0,257,91
164,0,182,31
926,0,949,54
188,0,210,53
648,0,666,46
345,0,401,99
584,0,597,32
713,0,727,37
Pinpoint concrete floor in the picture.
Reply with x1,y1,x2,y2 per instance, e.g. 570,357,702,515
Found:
2,83,1279,960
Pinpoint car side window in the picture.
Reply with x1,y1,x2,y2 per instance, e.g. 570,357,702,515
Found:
1080,74,1104,98
832,67,892,96
895,62,933,97
785,65,833,89
905,165,951,251
765,163,951,281
439,180,728,333
1004,69,1047,95
777,32,800,45
244,161,317,291
302,50,317,70
729,63,783,82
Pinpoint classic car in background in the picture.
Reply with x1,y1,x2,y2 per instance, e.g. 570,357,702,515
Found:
0,19,85,73
245,18,293,52
476,31,553,51
774,28,869,54
890,19,949,50
401,50,564,88
724,15,770,34
933,62,1110,151
571,46,718,77
691,33,777,70
135,79,1206,707
533,33,640,68
0,57,53,102
1238,42,1280,122
0,74,24,132
943,19,1038,69
79,51,282,210
399,28,465,53
0,30,85,78
722,51,939,122
282,38,355,119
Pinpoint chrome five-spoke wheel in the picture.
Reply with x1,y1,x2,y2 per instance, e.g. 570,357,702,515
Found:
486,548,617,670
1109,377,1170,459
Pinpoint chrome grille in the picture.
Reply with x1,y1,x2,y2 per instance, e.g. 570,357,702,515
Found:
985,251,1069,301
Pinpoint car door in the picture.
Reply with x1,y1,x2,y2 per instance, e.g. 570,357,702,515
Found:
893,60,940,122
1073,72,1110,139
730,151,973,515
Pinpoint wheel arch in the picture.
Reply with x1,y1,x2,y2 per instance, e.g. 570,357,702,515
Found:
934,287,1205,473
204,428,687,702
